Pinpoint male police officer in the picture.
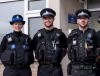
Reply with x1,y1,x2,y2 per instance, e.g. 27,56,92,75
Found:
0,14,34,76
67,9,96,76
95,16,100,76
31,8,67,76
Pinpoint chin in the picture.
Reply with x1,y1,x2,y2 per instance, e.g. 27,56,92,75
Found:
15,30,21,32
46,26,53,28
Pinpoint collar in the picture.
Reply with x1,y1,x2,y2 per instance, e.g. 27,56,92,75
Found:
13,31,22,37
44,26,54,30
79,26,88,32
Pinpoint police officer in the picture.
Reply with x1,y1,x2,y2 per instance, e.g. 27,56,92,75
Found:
67,9,96,76
0,14,34,76
31,8,67,76
95,16,100,76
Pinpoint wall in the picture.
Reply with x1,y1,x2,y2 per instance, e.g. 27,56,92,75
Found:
48,0,83,35
48,0,60,29
60,0,83,36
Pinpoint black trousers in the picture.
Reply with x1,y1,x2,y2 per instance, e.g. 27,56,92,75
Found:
3,66,32,76
96,69,100,76
37,64,63,76
71,65,95,76
96,66,100,76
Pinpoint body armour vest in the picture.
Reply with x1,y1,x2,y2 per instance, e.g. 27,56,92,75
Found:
68,28,96,64
35,28,62,64
1,33,34,66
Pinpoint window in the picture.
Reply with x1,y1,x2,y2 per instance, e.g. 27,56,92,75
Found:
0,1,24,42
89,11,100,31
84,0,100,31
28,17,43,38
28,0,46,10
24,0,47,34
87,0,100,9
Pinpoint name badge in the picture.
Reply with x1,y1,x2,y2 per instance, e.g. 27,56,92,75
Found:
11,44,16,49
73,40,76,45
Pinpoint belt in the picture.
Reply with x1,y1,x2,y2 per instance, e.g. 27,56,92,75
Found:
6,65,29,69
72,64,95,70
39,63,61,67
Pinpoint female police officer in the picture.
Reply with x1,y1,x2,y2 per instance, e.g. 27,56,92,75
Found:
0,14,34,76
31,8,67,76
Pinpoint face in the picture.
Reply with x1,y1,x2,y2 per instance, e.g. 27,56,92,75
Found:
12,22,23,32
77,17,89,29
42,16,54,28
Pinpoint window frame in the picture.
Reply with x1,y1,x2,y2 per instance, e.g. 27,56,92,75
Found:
84,0,100,11
24,0,48,34
0,0,23,3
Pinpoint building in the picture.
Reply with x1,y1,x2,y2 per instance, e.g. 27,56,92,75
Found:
0,0,100,76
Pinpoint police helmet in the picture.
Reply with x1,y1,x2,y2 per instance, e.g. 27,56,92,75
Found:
75,9,91,18
40,8,56,18
10,14,25,25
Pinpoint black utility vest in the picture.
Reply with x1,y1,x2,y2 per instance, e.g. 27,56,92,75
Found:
36,28,62,64
1,33,33,66
68,28,96,64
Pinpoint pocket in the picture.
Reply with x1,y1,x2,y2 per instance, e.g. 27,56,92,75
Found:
1,50,14,65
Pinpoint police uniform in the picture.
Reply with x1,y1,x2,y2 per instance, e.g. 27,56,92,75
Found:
67,9,96,76
95,17,100,76
95,31,100,76
0,15,34,76
31,8,67,76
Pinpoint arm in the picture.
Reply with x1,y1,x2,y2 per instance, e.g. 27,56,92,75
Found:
30,33,38,51
60,32,67,59
0,36,7,58
95,31,100,62
67,32,73,61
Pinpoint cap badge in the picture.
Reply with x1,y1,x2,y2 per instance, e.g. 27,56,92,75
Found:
16,16,19,19
78,11,88,16
42,11,54,16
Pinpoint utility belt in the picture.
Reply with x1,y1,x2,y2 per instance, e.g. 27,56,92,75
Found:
39,60,60,64
38,59,60,64
72,64,95,70
39,61,61,67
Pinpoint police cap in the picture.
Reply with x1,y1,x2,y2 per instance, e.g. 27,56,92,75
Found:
75,9,91,18
10,14,25,25
40,8,56,17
